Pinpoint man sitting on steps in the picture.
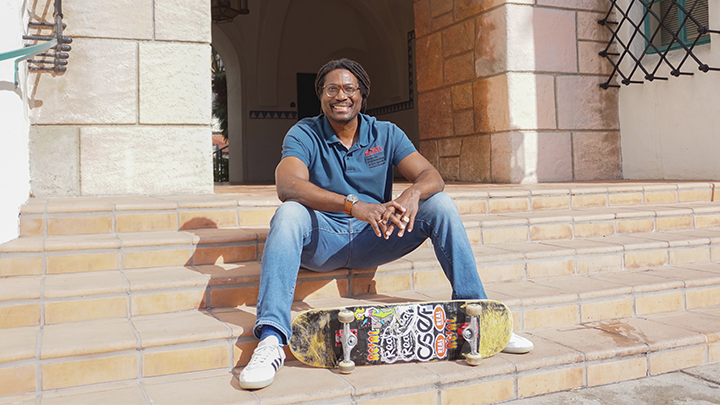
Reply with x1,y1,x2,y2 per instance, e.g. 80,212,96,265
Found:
239,58,534,390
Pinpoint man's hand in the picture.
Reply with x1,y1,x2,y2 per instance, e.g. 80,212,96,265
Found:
389,189,421,237
351,200,408,239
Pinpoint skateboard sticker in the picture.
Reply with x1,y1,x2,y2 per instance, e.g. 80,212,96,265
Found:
334,329,358,347
345,304,460,364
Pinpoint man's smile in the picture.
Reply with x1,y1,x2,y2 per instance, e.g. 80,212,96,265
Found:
331,104,353,113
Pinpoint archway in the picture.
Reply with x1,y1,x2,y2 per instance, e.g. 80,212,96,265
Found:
211,24,245,183
212,0,416,184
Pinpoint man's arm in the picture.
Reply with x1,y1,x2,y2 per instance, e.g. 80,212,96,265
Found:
275,156,345,211
396,151,445,199
385,151,445,236
275,156,405,237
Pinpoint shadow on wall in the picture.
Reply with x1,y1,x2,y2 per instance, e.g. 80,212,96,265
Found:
0,81,23,96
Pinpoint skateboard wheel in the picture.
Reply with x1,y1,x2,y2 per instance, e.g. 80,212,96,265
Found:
466,303,482,317
338,310,354,323
338,360,355,373
465,352,482,366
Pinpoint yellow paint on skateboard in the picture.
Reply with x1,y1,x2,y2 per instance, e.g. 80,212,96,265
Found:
462,302,513,358
290,310,337,368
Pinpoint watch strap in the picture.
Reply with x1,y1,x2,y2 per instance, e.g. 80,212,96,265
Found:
344,199,354,216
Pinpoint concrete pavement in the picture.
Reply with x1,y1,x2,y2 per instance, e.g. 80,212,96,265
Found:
503,362,720,404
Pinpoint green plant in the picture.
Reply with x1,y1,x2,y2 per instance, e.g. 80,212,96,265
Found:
211,47,228,140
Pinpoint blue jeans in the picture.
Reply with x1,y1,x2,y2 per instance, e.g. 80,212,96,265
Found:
253,192,487,343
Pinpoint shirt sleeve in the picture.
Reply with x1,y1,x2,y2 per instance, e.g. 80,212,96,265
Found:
390,124,418,166
281,125,313,168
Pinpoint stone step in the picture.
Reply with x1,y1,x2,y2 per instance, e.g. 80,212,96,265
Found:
17,182,719,237
4,228,720,328
463,202,720,244
2,181,720,401
6,204,720,285
0,310,247,397
3,260,720,399
2,303,719,402
8,199,720,274
0,228,267,277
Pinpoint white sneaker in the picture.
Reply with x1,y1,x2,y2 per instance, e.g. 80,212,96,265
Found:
238,336,286,389
502,333,534,354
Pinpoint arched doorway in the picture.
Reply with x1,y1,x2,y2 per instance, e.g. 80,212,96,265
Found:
211,0,417,184
211,24,245,183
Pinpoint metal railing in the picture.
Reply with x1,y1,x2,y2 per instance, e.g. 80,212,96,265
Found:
213,145,229,183
0,0,71,86
0,39,57,86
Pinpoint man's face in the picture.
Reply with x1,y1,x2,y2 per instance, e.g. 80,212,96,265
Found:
320,69,362,125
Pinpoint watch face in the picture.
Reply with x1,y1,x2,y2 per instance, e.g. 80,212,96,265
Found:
347,194,359,203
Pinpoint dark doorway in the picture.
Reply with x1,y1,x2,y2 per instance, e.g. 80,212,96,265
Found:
297,73,321,120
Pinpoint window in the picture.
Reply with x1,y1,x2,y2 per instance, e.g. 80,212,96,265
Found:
643,0,710,53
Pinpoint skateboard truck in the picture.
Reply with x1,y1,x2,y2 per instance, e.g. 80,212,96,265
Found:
338,310,357,373
462,304,483,366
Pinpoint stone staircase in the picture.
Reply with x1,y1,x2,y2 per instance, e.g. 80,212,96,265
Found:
2,181,720,404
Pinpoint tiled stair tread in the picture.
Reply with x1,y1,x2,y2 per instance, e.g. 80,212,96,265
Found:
124,266,210,290
0,326,38,363
2,230,720,302
0,277,41,301
44,271,128,298
0,229,265,253
6,311,239,362
462,201,720,226
10,204,720,254
11,310,720,405
16,181,720,217
2,285,720,401
44,234,120,251
11,202,720,242
5,181,720,401
4,263,717,355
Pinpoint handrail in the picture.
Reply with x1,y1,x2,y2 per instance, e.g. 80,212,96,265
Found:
0,39,58,86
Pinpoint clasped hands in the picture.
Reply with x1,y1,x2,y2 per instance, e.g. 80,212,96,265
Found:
350,196,418,239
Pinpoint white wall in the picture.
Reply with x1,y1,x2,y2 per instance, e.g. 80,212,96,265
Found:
619,0,720,179
0,0,31,244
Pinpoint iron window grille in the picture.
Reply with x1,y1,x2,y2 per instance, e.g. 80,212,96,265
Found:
598,0,720,88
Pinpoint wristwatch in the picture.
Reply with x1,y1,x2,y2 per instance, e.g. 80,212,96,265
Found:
344,194,359,216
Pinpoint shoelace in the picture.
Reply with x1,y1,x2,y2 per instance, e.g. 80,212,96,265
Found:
245,344,279,370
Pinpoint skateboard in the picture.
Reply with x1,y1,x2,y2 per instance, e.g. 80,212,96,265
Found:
289,299,512,372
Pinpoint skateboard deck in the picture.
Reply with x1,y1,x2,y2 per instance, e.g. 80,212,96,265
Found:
289,299,512,369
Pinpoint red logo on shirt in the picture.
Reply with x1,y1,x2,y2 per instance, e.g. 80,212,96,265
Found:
365,146,383,156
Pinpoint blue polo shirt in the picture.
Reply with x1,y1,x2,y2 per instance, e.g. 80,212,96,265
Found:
281,113,417,217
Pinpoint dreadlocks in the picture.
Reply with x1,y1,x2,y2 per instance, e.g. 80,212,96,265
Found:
315,58,371,112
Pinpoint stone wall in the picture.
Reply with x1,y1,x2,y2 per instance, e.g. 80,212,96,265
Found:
28,0,214,196
0,0,31,244
414,0,622,183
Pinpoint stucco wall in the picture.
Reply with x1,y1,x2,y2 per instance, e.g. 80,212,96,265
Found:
0,0,31,244
618,0,720,180
27,0,214,196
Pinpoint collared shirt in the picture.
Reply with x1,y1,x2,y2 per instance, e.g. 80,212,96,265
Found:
281,113,417,217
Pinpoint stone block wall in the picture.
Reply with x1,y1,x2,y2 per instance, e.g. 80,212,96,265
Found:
414,0,622,183
28,0,214,196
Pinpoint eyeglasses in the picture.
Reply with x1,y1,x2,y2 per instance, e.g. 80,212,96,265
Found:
323,84,359,98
